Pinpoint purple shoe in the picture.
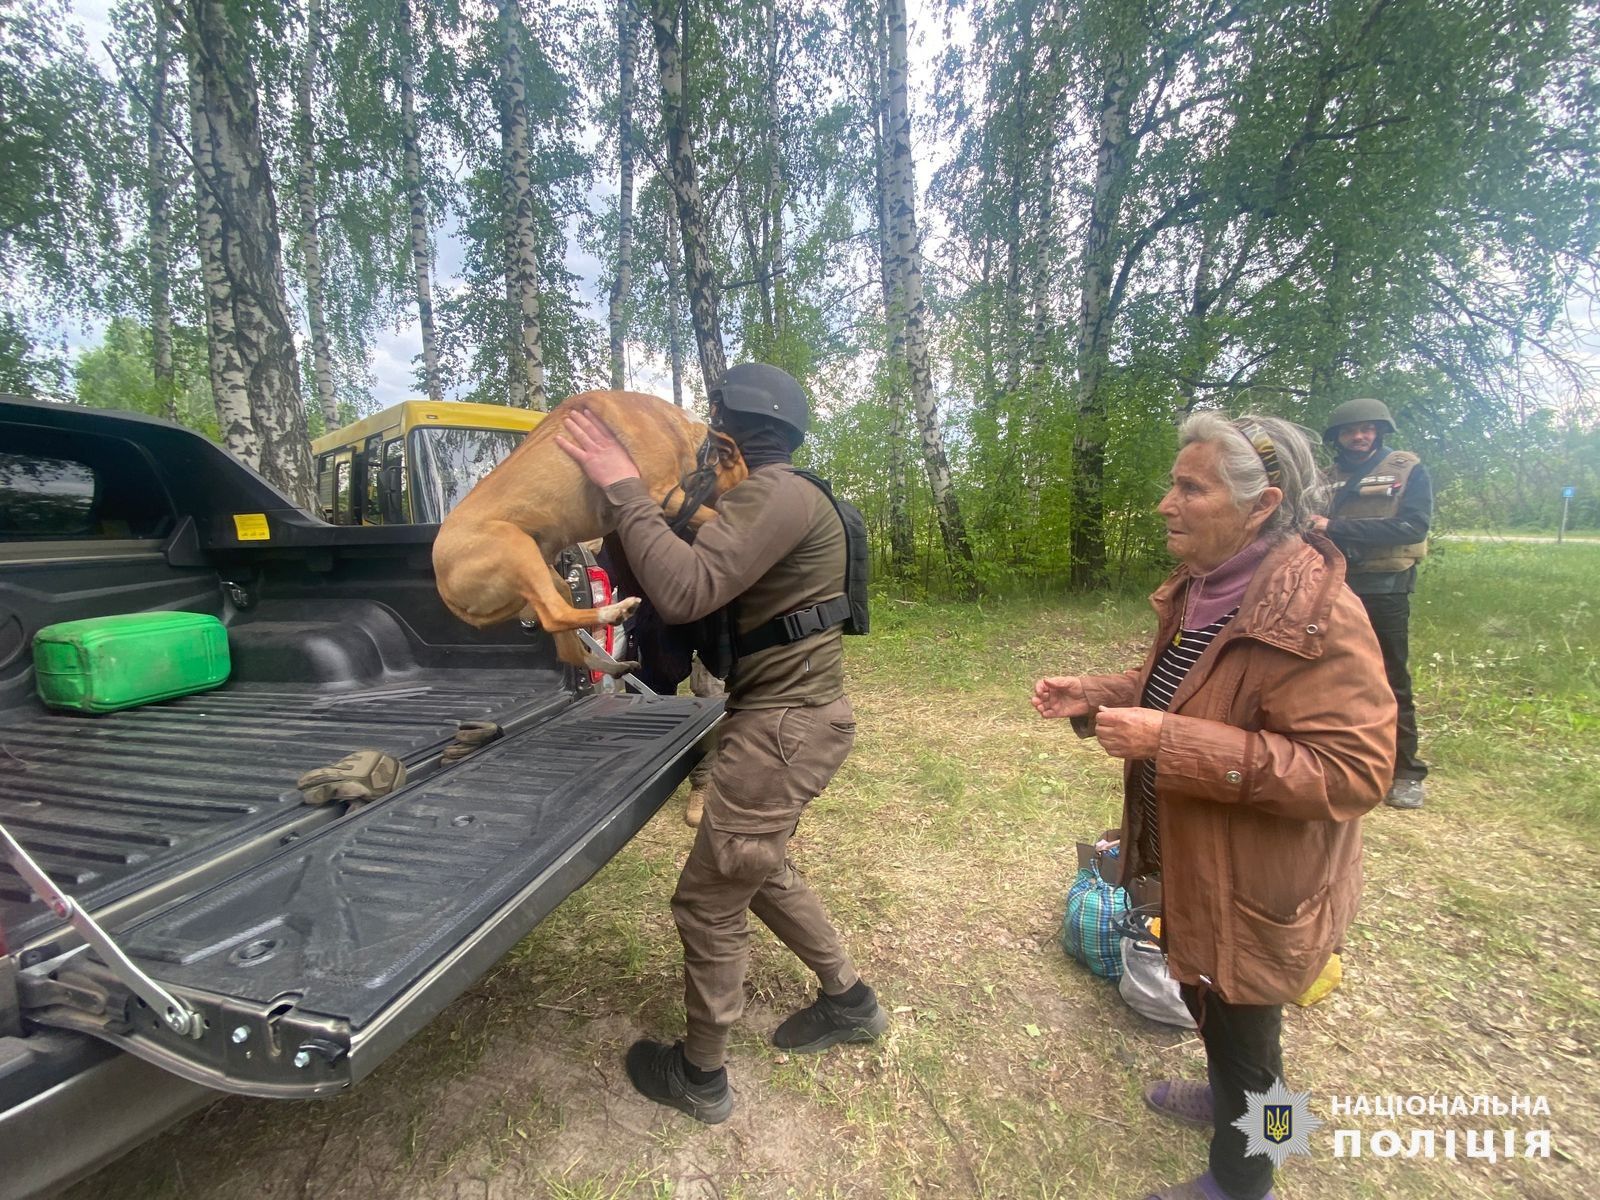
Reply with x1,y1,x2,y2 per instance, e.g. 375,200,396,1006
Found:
1144,1079,1214,1128
1141,1172,1276,1200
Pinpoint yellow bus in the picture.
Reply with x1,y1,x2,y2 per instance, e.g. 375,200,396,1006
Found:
311,400,543,525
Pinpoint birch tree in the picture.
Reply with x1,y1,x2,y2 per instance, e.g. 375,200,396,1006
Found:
295,0,337,429
763,0,786,346
499,0,549,410
883,0,974,576
148,0,177,420
663,188,686,406
649,0,726,389
864,0,913,571
397,0,443,403
185,0,315,506
607,0,636,390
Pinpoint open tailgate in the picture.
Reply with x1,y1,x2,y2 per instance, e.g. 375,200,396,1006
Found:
16,693,719,1097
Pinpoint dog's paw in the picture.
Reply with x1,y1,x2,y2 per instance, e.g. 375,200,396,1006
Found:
596,594,642,625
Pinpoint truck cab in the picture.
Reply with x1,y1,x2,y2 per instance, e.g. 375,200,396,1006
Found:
0,396,715,1199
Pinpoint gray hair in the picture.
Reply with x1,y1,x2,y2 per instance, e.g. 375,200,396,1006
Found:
1177,411,1328,538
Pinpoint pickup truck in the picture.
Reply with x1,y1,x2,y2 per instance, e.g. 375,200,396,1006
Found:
0,396,719,1198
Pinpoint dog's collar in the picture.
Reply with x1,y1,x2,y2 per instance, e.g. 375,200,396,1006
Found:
663,433,721,536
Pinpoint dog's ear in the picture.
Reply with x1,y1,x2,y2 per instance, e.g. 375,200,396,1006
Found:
711,430,743,469
709,429,747,496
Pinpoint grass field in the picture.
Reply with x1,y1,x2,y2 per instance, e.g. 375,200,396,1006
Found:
70,542,1600,1200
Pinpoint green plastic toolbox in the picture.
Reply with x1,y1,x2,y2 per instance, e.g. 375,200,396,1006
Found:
33,612,231,713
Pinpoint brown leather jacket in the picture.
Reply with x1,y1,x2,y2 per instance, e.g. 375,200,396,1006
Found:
1080,533,1396,1005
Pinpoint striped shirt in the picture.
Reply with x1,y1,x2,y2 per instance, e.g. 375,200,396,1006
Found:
1136,608,1237,871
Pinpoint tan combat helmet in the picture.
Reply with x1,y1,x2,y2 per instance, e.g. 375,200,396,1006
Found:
1322,396,1397,444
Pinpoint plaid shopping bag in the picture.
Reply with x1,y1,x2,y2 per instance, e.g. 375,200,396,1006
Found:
1061,845,1129,979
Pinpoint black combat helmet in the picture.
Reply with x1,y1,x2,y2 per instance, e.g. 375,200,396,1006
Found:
711,363,810,446
1322,396,1397,444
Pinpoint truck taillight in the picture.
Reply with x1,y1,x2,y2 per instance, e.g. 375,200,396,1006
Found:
585,566,614,685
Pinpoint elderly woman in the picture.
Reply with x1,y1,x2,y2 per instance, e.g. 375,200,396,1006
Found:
1033,414,1395,1200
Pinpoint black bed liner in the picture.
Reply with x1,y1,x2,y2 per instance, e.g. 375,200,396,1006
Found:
39,693,719,1097
0,673,567,946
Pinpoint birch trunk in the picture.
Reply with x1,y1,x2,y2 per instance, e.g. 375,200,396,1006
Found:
649,0,726,390
1069,45,1132,586
186,0,316,509
187,35,253,464
764,0,785,342
1001,23,1033,395
499,0,548,410
399,0,443,403
296,0,337,430
149,0,176,421
884,0,974,577
1025,0,1066,389
664,195,685,407
499,106,527,410
1026,138,1057,383
871,2,912,572
608,0,635,390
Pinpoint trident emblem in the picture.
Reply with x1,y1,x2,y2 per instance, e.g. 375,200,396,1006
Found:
1264,1104,1293,1144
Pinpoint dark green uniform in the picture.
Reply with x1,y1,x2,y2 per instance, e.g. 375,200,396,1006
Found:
604,464,859,1068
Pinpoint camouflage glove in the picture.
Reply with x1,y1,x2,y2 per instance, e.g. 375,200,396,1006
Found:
297,749,407,806
441,719,503,765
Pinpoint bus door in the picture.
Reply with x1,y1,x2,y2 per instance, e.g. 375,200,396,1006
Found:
376,434,409,523
315,449,356,524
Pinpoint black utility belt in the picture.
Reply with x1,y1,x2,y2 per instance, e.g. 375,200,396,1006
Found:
738,595,851,657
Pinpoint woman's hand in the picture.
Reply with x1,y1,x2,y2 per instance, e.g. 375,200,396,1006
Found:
1093,707,1164,760
1032,676,1091,719
555,409,641,488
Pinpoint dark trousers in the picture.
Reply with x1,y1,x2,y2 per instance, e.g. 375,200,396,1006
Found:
1180,985,1283,1200
673,699,859,1068
1358,591,1428,780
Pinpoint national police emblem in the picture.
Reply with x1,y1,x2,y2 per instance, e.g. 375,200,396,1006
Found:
1232,1079,1323,1167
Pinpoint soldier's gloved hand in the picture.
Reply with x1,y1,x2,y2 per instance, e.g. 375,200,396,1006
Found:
441,720,503,764
297,749,407,806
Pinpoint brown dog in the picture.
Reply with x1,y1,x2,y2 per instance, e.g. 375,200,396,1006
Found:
432,390,746,672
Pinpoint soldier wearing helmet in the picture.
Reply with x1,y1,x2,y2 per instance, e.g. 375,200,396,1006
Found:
558,363,884,1123
1310,397,1432,809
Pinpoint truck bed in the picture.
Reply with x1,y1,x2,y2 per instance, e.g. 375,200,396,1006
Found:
0,396,723,1198
0,672,566,949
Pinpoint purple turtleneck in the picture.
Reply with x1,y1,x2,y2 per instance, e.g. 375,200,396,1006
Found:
1183,536,1274,629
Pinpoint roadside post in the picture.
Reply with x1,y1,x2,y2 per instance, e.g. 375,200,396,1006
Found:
1559,486,1575,543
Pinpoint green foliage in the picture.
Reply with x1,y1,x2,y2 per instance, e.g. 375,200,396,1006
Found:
0,313,71,399
924,0,1600,589
0,0,136,312
73,317,219,440
2,0,1595,589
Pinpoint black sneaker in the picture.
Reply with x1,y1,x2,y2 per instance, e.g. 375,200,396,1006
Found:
772,986,889,1053
624,1040,733,1124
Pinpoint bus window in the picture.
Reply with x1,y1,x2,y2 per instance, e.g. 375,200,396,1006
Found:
364,454,382,523
380,438,409,523
316,454,336,521
410,426,524,523
334,459,352,524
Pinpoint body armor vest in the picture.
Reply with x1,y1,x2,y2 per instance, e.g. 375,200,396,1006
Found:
1329,450,1428,573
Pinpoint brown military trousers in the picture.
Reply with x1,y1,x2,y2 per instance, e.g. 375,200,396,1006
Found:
673,695,859,1068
